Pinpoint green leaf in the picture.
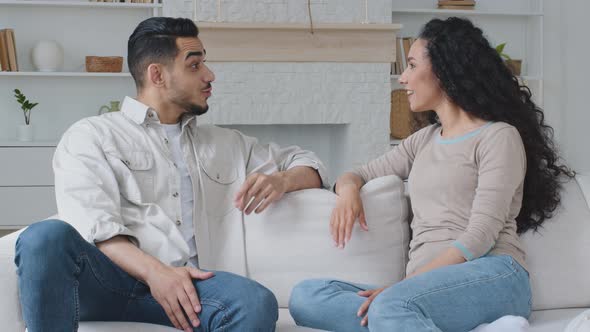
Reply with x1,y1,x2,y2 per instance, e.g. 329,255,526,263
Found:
495,43,506,54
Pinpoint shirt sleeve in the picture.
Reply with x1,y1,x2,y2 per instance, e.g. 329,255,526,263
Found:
236,130,331,189
353,125,434,183
452,127,527,260
53,120,136,245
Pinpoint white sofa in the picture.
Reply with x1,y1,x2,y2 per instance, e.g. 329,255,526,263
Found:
1,174,589,332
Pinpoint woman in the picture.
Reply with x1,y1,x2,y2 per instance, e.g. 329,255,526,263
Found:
288,17,573,332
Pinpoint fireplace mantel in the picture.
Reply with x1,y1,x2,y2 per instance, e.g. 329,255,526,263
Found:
196,22,402,63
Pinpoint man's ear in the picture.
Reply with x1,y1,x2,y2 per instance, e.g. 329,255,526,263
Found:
147,63,166,87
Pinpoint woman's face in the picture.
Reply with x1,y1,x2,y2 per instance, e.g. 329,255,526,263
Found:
399,39,446,112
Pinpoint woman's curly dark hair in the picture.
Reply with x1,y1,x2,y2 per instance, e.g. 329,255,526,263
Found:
419,17,574,233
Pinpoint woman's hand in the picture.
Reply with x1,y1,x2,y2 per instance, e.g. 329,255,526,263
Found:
330,183,368,248
357,287,386,326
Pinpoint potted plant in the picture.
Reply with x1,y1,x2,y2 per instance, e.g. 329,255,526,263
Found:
14,88,39,142
495,43,522,76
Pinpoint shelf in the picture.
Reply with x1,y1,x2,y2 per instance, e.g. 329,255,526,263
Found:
0,141,57,147
0,1,162,9
198,22,401,62
390,75,542,81
0,71,131,77
391,9,543,17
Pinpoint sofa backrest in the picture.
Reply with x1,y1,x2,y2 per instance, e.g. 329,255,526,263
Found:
521,174,590,310
243,175,410,308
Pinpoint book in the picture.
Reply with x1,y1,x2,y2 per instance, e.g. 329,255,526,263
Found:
438,0,475,5
438,5,475,10
5,29,18,71
394,37,403,75
402,37,412,68
398,37,406,72
0,30,9,71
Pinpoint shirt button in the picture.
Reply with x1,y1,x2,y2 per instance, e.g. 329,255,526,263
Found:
176,220,182,226
164,138,169,144
172,192,179,198
173,163,178,168
124,160,130,166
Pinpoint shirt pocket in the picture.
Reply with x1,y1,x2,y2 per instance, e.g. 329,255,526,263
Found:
200,159,240,218
105,150,155,204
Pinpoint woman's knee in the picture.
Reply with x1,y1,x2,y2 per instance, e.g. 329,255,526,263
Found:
289,279,330,323
367,287,411,324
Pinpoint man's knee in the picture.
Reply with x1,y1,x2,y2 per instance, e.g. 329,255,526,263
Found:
208,271,278,327
15,219,78,265
247,281,278,321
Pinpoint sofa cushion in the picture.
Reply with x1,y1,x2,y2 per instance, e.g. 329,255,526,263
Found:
244,175,410,307
528,308,590,332
520,175,590,310
0,229,26,332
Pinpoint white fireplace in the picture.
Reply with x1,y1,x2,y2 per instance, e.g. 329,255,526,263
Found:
167,0,396,178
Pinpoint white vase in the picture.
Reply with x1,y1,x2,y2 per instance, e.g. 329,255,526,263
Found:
31,40,64,72
17,124,34,142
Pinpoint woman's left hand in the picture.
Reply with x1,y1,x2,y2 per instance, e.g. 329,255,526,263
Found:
357,287,386,326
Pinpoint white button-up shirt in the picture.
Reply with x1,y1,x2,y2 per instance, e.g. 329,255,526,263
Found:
53,96,329,273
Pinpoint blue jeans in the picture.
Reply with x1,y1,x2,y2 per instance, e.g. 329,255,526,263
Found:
289,255,531,332
14,220,278,332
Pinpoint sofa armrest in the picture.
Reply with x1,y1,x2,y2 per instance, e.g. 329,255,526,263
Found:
0,229,27,332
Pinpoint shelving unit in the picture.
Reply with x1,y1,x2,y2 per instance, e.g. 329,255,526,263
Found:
391,9,543,17
389,0,544,146
0,71,132,77
0,1,161,229
0,1,162,7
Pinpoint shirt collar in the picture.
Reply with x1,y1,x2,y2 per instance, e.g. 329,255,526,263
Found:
121,96,198,129
121,96,152,125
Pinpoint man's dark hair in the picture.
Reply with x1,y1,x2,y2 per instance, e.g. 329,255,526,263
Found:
128,17,199,89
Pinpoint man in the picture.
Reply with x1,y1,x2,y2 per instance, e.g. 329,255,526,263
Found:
15,17,328,332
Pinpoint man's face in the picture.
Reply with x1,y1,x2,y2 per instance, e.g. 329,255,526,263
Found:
166,37,215,116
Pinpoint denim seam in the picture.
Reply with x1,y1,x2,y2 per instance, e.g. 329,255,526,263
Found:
406,265,517,308
400,267,517,331
200,298,229,331
73,280,80,332
79,254,136,298
122,281,143,319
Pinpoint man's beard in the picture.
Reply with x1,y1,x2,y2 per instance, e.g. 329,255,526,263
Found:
186,103,208,116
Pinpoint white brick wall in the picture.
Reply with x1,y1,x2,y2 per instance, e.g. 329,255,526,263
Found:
166,0,393,176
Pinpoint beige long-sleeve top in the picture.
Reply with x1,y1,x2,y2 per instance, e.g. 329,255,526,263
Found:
354,122,527,275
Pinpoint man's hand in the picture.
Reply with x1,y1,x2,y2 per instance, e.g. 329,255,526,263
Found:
145,264,214,332
234,172,287,215
357,287,386,326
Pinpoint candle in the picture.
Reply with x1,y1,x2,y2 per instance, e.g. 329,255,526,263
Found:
193,0,197,21
217,0,221,21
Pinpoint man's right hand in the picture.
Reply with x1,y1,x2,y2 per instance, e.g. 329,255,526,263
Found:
145,264,214,332
330,184,368,249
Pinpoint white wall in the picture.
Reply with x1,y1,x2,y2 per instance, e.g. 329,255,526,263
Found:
170,0,395,177
559,0,590,173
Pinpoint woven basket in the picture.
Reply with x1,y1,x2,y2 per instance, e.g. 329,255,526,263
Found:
390,89,412,139
85,56,123,73
390,89,432,139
